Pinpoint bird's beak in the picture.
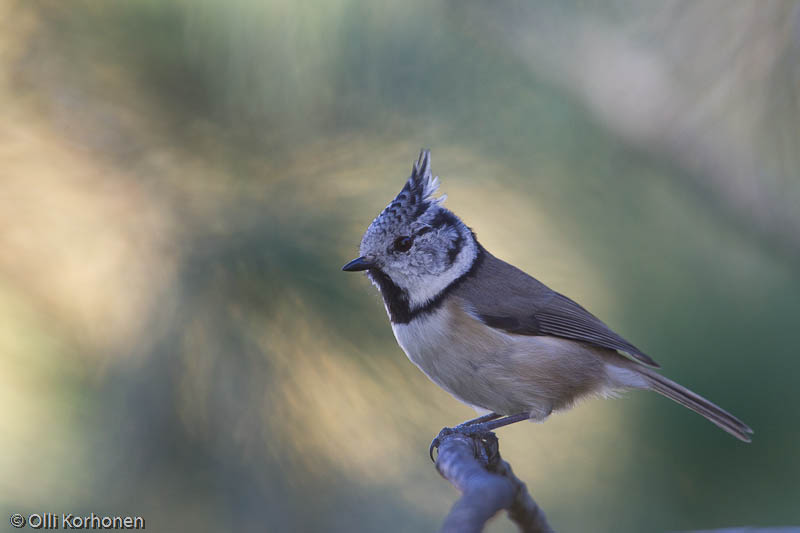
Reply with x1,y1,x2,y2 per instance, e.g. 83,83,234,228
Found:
342,256,375,272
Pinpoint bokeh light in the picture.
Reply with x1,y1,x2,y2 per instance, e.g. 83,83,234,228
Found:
2,2,799,532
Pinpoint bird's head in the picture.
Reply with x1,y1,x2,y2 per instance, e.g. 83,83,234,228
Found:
343,150,478,312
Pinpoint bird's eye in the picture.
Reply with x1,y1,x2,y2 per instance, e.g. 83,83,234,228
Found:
393,235,414,252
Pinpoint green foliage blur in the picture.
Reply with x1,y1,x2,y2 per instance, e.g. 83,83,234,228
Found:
2,1,799,532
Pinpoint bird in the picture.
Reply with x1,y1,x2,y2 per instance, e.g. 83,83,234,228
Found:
342,149,753,450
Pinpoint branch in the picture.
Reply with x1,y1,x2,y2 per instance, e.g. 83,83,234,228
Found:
433,429,555,533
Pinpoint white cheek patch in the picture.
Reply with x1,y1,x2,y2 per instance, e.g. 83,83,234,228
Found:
404,234,478,309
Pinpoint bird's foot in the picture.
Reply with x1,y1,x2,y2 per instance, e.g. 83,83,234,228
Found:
429,423,496,462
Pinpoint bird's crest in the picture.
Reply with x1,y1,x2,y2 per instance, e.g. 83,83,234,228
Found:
374,150,445,227
358,149,458,260
403,149,445,206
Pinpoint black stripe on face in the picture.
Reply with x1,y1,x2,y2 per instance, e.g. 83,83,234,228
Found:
447,233,464,265
429,209,459,229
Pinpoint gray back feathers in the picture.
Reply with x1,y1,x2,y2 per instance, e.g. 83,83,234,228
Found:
452,248,660,368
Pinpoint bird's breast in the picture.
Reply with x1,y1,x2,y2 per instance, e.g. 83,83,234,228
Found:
390,299,519,412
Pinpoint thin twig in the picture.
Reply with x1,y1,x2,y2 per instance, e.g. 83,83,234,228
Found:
433,429,555,533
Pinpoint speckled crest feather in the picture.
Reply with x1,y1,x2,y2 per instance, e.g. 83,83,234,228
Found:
407,149,445,205
380,150,444,224
360,149,449,254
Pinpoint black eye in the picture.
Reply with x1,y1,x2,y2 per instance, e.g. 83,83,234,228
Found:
393,235,414,252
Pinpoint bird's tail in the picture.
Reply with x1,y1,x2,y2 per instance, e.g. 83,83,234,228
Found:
638,367,753,443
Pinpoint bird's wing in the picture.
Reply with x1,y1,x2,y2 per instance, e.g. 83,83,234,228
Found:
452,247,659,368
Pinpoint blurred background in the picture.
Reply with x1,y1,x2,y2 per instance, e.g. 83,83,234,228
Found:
1,1,799,531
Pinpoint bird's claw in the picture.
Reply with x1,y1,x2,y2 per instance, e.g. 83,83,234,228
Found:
429,424,495,462
429,426,456,462
429,437,439,462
